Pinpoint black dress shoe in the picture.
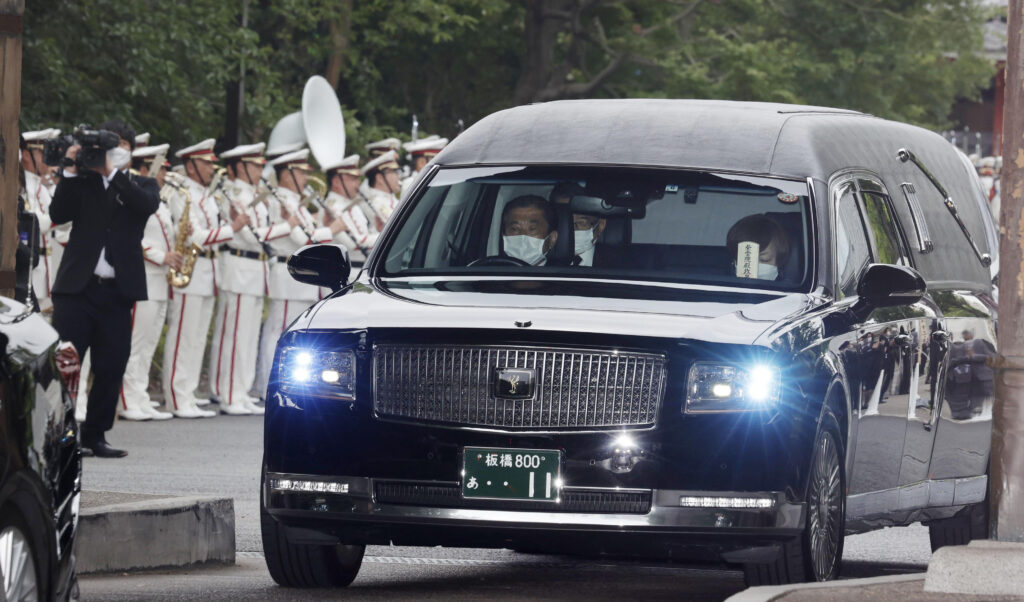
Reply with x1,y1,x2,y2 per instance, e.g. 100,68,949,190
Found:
85,440,128,458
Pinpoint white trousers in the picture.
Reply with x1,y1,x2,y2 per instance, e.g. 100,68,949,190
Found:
208,291,263,407
255,299,306,400
74,350,91,422
162,292,215,411
31,254,52,311
120,299,167,414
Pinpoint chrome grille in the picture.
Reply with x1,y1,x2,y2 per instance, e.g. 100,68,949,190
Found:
373,344,666,430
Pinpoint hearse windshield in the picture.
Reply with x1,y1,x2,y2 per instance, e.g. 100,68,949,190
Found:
381,165,812,292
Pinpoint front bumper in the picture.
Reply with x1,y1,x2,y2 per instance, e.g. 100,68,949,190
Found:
264,473,806,563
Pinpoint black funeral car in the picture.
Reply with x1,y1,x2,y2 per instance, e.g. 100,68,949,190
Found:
261,100,997,587
0,296,82,601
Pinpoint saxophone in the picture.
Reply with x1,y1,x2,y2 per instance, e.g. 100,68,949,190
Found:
164,173,202,288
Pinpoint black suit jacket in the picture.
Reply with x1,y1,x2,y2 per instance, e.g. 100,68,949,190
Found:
50,169,160,301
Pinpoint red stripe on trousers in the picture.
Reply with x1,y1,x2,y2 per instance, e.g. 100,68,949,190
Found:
169,295,188,411
120,303,138,410
215,299,228,399
229,294,241,405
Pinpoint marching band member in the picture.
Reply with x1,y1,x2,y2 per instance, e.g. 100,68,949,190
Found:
360,150,402,226
162,139,249,418
322,153,377,265
400,136,447,196
254,149,347,398
20,128,62,312
119,144,175,421
207,142,278,415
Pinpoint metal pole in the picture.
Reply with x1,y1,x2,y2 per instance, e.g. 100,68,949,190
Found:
991,0,1024,543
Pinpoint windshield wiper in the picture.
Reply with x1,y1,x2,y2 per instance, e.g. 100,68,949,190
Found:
897,148,991,267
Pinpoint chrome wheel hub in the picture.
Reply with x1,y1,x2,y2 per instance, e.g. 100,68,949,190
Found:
1,525,39,602
806,433,841,581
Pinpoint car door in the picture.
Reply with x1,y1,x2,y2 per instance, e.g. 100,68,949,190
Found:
832,175,934,511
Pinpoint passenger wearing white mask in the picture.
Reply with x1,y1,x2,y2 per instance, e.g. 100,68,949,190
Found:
500,196,558,266
570,213,607,267
726,214,792,282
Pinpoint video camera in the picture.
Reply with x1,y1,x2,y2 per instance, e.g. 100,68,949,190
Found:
42,126,120,170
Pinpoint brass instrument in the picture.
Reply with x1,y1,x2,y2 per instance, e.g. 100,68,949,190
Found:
301,175,332,216
165,174,202,288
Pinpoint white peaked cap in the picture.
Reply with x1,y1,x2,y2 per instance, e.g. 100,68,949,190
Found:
321,153,360,173
175,138,217,160
365,137,401,153
221,142,267,160
267,148,312,169
361,150,400,175
135,132,151,146
403,137,449,154
132,143,170,158
23,128,60,142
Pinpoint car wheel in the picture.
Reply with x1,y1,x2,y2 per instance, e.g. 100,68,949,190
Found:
744,414,845,585
0,509,44,602
927,495,988,552
260,503,364,588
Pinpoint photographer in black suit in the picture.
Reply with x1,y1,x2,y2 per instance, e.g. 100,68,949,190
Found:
50,120,159,458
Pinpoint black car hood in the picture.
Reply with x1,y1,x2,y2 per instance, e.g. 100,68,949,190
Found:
302,277,817,346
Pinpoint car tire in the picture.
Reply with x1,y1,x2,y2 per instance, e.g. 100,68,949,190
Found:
927,496,989,552
260,504,365,588
744,413,846,586
0,504,48,602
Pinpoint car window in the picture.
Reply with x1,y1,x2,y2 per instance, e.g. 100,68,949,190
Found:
860,190,908,267
381,166,813,292
835,186,872,299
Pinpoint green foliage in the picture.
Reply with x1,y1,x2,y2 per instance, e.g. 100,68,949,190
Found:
21,0,997,158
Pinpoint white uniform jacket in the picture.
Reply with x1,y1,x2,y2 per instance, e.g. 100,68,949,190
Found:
141,198,175,302
219,180,282,297
265,187,332,301
165,177,235,297
323,191,379,263
359,180,399,226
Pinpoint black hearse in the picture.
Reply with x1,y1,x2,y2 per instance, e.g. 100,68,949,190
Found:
1,296,82,600
262,100,997,587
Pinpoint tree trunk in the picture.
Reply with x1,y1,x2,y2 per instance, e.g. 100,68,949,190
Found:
992,0,1024,543
324,0,353,91
512,0,573,105
0,0,24,298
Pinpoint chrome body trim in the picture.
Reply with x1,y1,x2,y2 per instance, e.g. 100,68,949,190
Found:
846,475,988,520
264,474,806,531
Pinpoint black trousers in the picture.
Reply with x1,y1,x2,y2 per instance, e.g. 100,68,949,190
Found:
52,278,134,441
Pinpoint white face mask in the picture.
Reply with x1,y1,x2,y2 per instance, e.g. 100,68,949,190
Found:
503,235,547,266
758,263,779,280
108,147,132,170
574,227,596,256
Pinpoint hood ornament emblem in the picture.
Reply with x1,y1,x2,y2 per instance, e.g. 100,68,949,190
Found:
514,320,532,328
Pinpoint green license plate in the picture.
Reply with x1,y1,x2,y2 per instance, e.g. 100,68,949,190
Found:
462,447,561,501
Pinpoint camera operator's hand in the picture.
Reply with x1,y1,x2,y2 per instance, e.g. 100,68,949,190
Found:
164,251,184,270
90,151,114,178
64,144,81,175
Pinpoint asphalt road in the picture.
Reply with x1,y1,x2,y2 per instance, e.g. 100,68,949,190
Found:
78,415,933,601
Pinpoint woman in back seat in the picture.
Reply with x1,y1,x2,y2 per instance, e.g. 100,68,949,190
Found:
725,215,797,283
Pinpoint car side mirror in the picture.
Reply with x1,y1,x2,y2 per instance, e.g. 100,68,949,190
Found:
855,263,926,310
287,244,350,292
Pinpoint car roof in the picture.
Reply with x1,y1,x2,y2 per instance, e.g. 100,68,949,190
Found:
436,99,994,291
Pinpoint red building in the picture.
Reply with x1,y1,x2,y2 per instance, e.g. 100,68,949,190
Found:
951,3,1007,157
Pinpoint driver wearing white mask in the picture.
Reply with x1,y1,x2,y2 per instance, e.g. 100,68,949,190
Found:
500,195,558,266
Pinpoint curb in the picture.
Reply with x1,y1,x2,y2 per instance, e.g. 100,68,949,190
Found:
724,573,923,602
924,540,1024,596
74,495,236,574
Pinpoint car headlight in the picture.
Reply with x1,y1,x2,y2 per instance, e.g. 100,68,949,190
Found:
278,346,356,399
684,362,780,413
